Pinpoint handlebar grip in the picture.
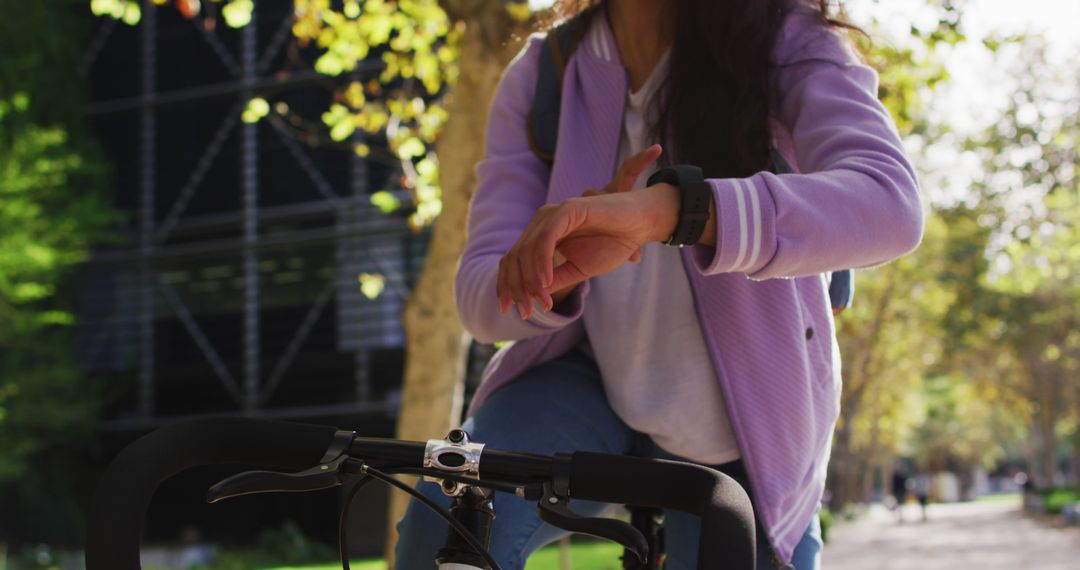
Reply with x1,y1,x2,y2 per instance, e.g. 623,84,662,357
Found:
85,418,339,570
568,452,756,570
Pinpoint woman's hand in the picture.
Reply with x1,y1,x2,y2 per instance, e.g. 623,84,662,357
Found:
497,144,684,318
542,147,658,306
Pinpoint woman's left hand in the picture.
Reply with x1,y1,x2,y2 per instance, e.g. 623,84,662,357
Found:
496,145,684,318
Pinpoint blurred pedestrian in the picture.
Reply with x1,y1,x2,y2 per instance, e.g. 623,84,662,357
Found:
891,467,910,524
913,472,932,522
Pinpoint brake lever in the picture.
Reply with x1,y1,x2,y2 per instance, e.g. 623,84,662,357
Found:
207,455,358,503
536,482,648,564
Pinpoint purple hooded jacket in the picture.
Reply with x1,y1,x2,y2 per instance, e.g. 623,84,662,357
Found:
454,7,923,563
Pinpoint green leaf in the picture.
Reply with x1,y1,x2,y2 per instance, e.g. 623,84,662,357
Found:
370,190,401,214
12,92,29,112
36,311,75,326
12,282,52,302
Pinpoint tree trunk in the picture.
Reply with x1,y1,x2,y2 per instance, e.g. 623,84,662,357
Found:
384,5,523,566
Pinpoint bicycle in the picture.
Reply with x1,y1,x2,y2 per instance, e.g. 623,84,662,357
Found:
85,417,756,570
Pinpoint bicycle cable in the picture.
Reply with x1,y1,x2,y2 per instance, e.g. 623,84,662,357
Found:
340,464,503,570
338,475,374,570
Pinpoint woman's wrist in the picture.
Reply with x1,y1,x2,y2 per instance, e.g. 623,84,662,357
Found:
643,182,717,247
645,182,682,242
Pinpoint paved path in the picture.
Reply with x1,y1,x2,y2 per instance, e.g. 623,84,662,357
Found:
822,500,1080,569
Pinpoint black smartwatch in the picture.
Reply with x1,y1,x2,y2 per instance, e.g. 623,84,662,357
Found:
646,165,712,247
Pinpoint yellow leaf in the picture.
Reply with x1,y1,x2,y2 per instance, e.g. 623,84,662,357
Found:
415,157,438,180
222,0,254,28
358,273,385,300
344,0,361,19
505,1,532,22
345,81,366,108
315,52,345,75
330,120,356,141
121,1,141,25
395,137,426,160
370,190,401,214
241,97,270,123
90,0,121,18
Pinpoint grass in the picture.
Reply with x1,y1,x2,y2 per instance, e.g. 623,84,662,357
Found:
260,541,625,570
263,563,384,570
524,541,624,569
975,492,1022,504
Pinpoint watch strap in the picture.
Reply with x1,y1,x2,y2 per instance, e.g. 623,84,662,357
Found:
647,165,711,247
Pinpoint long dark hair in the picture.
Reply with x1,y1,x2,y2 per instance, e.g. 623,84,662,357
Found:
550,0,857,178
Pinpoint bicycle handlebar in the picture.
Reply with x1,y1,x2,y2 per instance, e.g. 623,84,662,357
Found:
86,418,755,570
570,452,755,568
86,418,338,570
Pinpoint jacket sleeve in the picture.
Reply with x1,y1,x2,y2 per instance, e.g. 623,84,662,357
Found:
688,11,924,279
454,35,589,344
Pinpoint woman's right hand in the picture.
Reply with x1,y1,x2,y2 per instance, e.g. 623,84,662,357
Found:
499,145,662,318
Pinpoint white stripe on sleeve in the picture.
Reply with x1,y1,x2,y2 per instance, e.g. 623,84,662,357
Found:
743,180,763,271
731,179,750,271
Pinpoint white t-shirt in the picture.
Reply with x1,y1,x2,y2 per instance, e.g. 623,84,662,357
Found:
581,54,741,464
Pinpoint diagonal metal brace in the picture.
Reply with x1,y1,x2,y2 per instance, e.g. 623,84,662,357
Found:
157,281,244,405
156,101,243,242
259,279,335,405
192,18,241,77
257,13,296,75
269,119,342,205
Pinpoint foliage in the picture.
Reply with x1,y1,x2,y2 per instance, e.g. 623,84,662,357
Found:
253,520,336,567
827,0,1073,505
909,374,1028,471
1039,487,1080,515
817,506,834,543
0,92,116,478
97,0,463,233
0,0,118,547
960,35,1080,487
830,210,955,507
835,15,1080,500
172,520,337,570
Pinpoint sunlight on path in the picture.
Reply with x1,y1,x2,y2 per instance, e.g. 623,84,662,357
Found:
823,501,1080,570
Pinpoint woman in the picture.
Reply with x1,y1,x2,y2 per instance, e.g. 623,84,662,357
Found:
397,0,923,568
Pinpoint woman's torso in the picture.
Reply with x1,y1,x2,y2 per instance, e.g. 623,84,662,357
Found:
583,50,740,464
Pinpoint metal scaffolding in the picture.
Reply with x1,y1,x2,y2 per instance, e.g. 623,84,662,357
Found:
79,3,422,431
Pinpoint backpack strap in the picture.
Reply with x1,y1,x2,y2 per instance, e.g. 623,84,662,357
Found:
527,14,590,164
828,268,855,312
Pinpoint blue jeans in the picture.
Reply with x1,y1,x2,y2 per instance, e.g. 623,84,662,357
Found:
394,351,822,569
